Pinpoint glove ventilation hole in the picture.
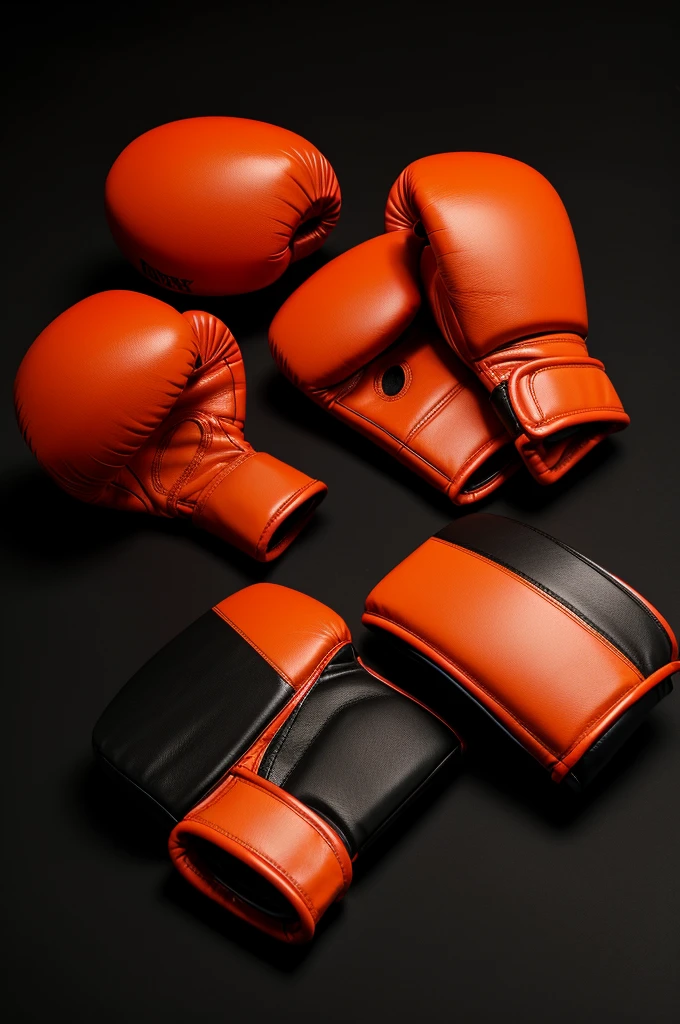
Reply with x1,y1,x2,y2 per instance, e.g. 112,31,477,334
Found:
375,363,411,400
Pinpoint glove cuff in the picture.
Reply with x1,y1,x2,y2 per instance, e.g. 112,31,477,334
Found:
491,355,630,483
168,766,352,944
193,451,327,562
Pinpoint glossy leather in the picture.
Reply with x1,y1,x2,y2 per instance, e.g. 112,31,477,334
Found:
363,514,678,784
14,291,326,561
93,584,460,942
386,153,630,483
105,116,341,295
270,232,516,504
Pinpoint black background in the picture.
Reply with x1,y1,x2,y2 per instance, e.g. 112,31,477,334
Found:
2,3,678,1021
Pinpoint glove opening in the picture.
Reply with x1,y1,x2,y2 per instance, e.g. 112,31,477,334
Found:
188,836,298,924
265,491,325,555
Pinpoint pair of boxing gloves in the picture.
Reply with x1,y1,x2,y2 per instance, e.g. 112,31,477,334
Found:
14,118,629,561
94,514,679,943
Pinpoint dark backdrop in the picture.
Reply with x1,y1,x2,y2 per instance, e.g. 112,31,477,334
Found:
2,3,678,1021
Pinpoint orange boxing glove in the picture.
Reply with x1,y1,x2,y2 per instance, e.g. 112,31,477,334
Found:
92,584,460,942
386,154,630,483
270,231,517,504
364,514,678,788
14,291,326,561
105,117,341,295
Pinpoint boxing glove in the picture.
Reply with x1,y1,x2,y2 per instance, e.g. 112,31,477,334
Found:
105,117,341,295
92,583,460,942
269,231,517,504
364,514,678,788
386,153,630,483
14,291,326,561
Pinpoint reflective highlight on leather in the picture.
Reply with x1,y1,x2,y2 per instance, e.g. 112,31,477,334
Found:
106,117,341,295
14,291,326,560
270,232,516,504
363,515,678,783
386,153,629,482
170,766,352,943
93,583,459,942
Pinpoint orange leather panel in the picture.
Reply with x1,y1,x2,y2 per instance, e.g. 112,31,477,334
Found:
14,291,197,501
509,357,628,438
386,152,588,354
363,537,650,778
194,451,327,561
270,232,515,503
105,117,340,295
169,766,352,943
331,320,511,501
270,231,422,388
213,584,351,690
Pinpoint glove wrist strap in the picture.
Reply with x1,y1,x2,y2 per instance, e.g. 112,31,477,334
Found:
169,766,352,943
193,451,327,561
489,355,629,482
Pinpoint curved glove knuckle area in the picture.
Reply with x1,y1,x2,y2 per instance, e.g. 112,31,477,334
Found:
105,116,341,296
92,582,460,942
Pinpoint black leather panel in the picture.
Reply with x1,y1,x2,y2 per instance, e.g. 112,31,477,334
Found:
93,610,293,821
259,645,459,856
566,677,674,790
382,638,673,789
489,381,522,437
436,514,672,676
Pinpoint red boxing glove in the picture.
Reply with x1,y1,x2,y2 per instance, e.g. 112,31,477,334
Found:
270,231,516,504
14,291,326,561
105,117,341,295
386,153,629,483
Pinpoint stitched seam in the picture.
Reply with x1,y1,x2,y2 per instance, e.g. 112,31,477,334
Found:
373,362,413,402
431,538,643,679
211,606,294,686
255,641,354,776
365,611,565,763
193,445,252,516
187,815,320,918
508,336,587,349
193,773,350,888
446,433,508,494
258,478,321,555
155,415,214,512
230,775,350,886
403,382,464,443
331,401,450,483
525,430,604,475
495,517,673,656
522,364,620,426
269,692,392,788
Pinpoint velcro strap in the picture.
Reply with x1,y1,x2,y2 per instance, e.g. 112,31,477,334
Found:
168,766,352,943
508,356,628,439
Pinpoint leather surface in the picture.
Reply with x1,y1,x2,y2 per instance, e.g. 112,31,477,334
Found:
170,766,352,943
92,608,294,820
105,116,341,295
270,231,516,504
259,645,459,855
565,676,674,790
212,584,352,690
386,153,629,482
363,517,679,782
436,514,674,675
14,292,326,560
